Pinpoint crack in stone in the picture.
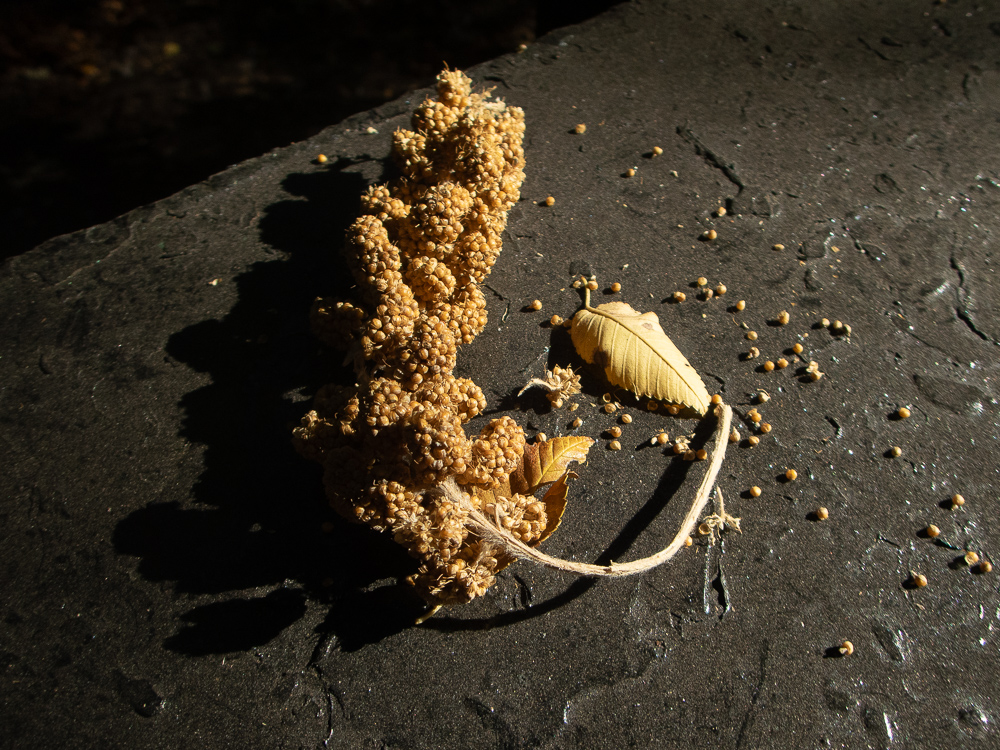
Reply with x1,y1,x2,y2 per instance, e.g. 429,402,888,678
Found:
676,126,745,193
950,255,992,343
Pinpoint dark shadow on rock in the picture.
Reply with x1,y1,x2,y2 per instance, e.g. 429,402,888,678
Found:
424,409,720,632
114,157,422,654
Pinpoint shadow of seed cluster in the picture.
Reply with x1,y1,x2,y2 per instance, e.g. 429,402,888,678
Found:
293,70,535,606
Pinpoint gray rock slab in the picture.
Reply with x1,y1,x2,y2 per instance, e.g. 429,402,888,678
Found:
3,2,1000,748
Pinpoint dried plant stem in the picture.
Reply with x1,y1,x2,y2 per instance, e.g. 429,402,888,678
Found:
451,403,733,577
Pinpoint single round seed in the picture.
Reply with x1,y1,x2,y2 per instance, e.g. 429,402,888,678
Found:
890,446,902,457
698,522,712,535
843,324,852,336
703,289,714,300
673,291,687,302
626,168,636,177
735,299,746,311
750,485,762,497
621,413,633,424
683,449,696,461
965,550,980,566
777,310,790,325
603,403,616,414
763,360,775,372
703,229,718,240
608,426,622,438
568,402,579,411
897,407,911,419
667,405,680,415
773,243,785,251
602,393,612,403
586,280,599,291
696,276,708,286
571,417,582,428
747,435,760,447
757,391,770,403
759,422,772,433
747,346,760,359
652,146,663,156
911,573,927,588
552,398,564,409
832,320,843,332
925,524,940,538
711,394,723,405
575,123,587,134
673,443,685,454
545,196,555,206
610,282,622,293
951,493,965,508
684,536,693,547
656,432,669,445
977,560,993,574
716,206,727,217
776,358,789,369
536,433,547,442
810,371,823,381
696,449,708,460
715,283,727,296
747,330,758,341
785,469,798,481
750,412,762,423
609,440,622,451
816,506,829,520
550,314,563,326
792,343,804,354
530,299,542,311
820,318,830,328
646,401,658,411
839,641,854,656
317,153,328,163
572,278,583,288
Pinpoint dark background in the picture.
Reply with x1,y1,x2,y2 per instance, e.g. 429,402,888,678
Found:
0,0,620,261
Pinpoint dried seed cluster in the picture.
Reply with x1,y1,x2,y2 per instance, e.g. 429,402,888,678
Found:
294,70,531,607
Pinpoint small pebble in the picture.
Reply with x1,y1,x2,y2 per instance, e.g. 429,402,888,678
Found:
815,506,829,520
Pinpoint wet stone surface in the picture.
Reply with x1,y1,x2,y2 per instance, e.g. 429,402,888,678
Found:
1,1,999,748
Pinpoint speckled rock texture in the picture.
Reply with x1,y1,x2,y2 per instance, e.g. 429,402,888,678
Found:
2,2,999,748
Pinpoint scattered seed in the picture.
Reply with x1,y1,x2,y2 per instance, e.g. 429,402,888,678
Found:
652,146,663,156
843,324,852,337
684,536,693,547
820,317,830,328
815,506,829,520
911,572,928,588
571,417,582,428
530,299,542,311
785,469,798,481
839,641,854,656
777,310,790,325
747,435,760,447
759,422,772,433
747,346,760,359
536,433,547,442
750,486,762,497
609,440,622,451
715,283,727,296
750,411,762,423
703,289,714,300
772,243,785,251
696,276,708,286
545,196,555,206
776,358,789,369
832,320,843,332
572,278,583,289
716,206,727,217
977,560,993,574
696,449,708,460
586,279,599,291
951,493,965,508
608,425,622,438
810,370,823,381
656,432,669,445
702,229,718,240
646,401,658,411
792,343,804,354
756,391,770,403
626,168,636,178
667,405,680,415
621,413,633,424
890,446,902,457
965,550,980,566
603,403,616,414
575,123,587,134
747,330,758,341
568,402,579,411
552,398,564,409
317,153,328,163
673,443,685,454
735,299,746,311
711,394,723,405
610,282,622,293
897,407,911,419
925,524,940,538
549,314,563,326
698,522,712,535
602,393,612,403
763,360,775,372
729,427,740,443
673,291,687,302
683,449,696,461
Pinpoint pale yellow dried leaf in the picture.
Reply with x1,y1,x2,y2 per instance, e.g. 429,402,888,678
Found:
570,294,710,415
